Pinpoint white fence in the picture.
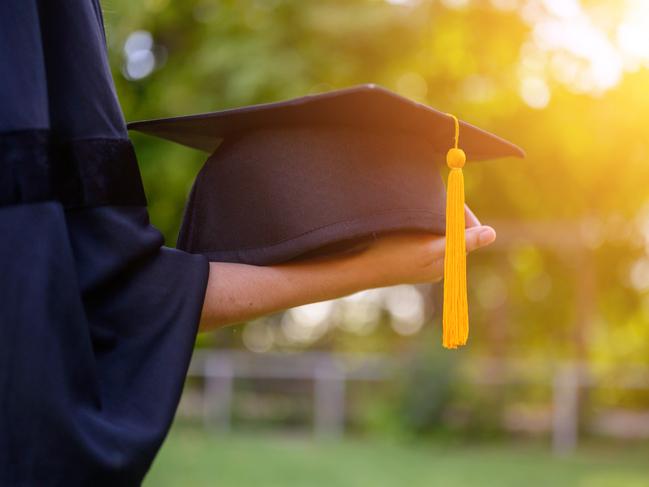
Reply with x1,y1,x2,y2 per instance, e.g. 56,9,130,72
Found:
182,350,649,455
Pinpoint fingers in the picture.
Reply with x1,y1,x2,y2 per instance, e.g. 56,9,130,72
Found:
429,258,444,283
465,225,496,252
465,205,481,228
362,226,496,286
427,224,496,256
426,226,495,283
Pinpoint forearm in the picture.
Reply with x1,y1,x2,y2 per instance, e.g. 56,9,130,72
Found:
199,251,375,332
198,225,496,333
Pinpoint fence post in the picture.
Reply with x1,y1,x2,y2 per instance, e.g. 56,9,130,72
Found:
552,363,580,455
313,358,346,438
203,355,233,432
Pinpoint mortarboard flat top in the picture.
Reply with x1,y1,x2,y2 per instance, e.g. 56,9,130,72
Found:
128,84,524,160
128,85,523,265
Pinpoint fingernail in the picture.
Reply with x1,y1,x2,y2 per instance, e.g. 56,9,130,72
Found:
466,206,481,226
478,226,496,246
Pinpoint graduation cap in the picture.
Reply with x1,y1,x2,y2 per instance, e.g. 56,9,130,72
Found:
128,84,524,348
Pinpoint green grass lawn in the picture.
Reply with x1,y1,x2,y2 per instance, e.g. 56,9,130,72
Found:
145,425,649,487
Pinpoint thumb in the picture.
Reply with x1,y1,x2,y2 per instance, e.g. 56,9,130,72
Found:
465,225,496,253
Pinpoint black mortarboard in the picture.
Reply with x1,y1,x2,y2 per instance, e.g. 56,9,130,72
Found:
129,84,524,348
129,84,522,264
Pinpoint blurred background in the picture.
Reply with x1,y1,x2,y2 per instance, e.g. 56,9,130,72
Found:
104,0,649,485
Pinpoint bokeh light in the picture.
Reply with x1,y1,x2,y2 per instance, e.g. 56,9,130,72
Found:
385,285,425,336
122,30,156,80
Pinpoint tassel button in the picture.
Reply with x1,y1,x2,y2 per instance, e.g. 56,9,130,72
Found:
446,148,466,169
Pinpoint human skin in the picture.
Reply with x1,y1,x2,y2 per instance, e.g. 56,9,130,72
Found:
198,206,495,332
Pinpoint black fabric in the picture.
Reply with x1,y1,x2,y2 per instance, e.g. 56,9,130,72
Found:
0,203,208,486
0,1,210,485
128,84,525,161
0,131,146,208
177,125,447,265
0,0,147,208
129,85,523,267
0,0,124,138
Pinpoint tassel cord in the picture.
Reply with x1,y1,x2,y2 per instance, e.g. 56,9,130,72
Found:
442,114,469,349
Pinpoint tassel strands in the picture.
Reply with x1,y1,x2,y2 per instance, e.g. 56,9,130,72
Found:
442,114,469,349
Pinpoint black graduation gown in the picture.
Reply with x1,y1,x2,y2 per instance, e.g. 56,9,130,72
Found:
0,1,209,485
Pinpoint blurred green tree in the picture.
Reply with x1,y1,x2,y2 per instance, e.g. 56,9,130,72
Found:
103,0,649,367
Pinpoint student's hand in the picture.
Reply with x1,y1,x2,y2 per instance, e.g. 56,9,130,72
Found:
357,205,495,287
199,205,495,331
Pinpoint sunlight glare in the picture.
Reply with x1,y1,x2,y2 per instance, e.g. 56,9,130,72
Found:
519,76,550,109
616,1,649,70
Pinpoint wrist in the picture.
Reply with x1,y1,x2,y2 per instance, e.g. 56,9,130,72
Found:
347,244,394,291
285,248,384,302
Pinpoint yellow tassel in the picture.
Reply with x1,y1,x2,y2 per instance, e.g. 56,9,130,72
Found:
442,114,469,349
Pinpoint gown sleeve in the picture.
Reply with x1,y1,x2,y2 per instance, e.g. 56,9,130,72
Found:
0,1,210,485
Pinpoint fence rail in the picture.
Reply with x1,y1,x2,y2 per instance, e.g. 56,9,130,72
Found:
183,350,649,454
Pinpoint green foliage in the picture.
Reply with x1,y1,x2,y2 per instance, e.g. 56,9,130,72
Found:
145,426,649,487
396,347,460,434
103,1,649,365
